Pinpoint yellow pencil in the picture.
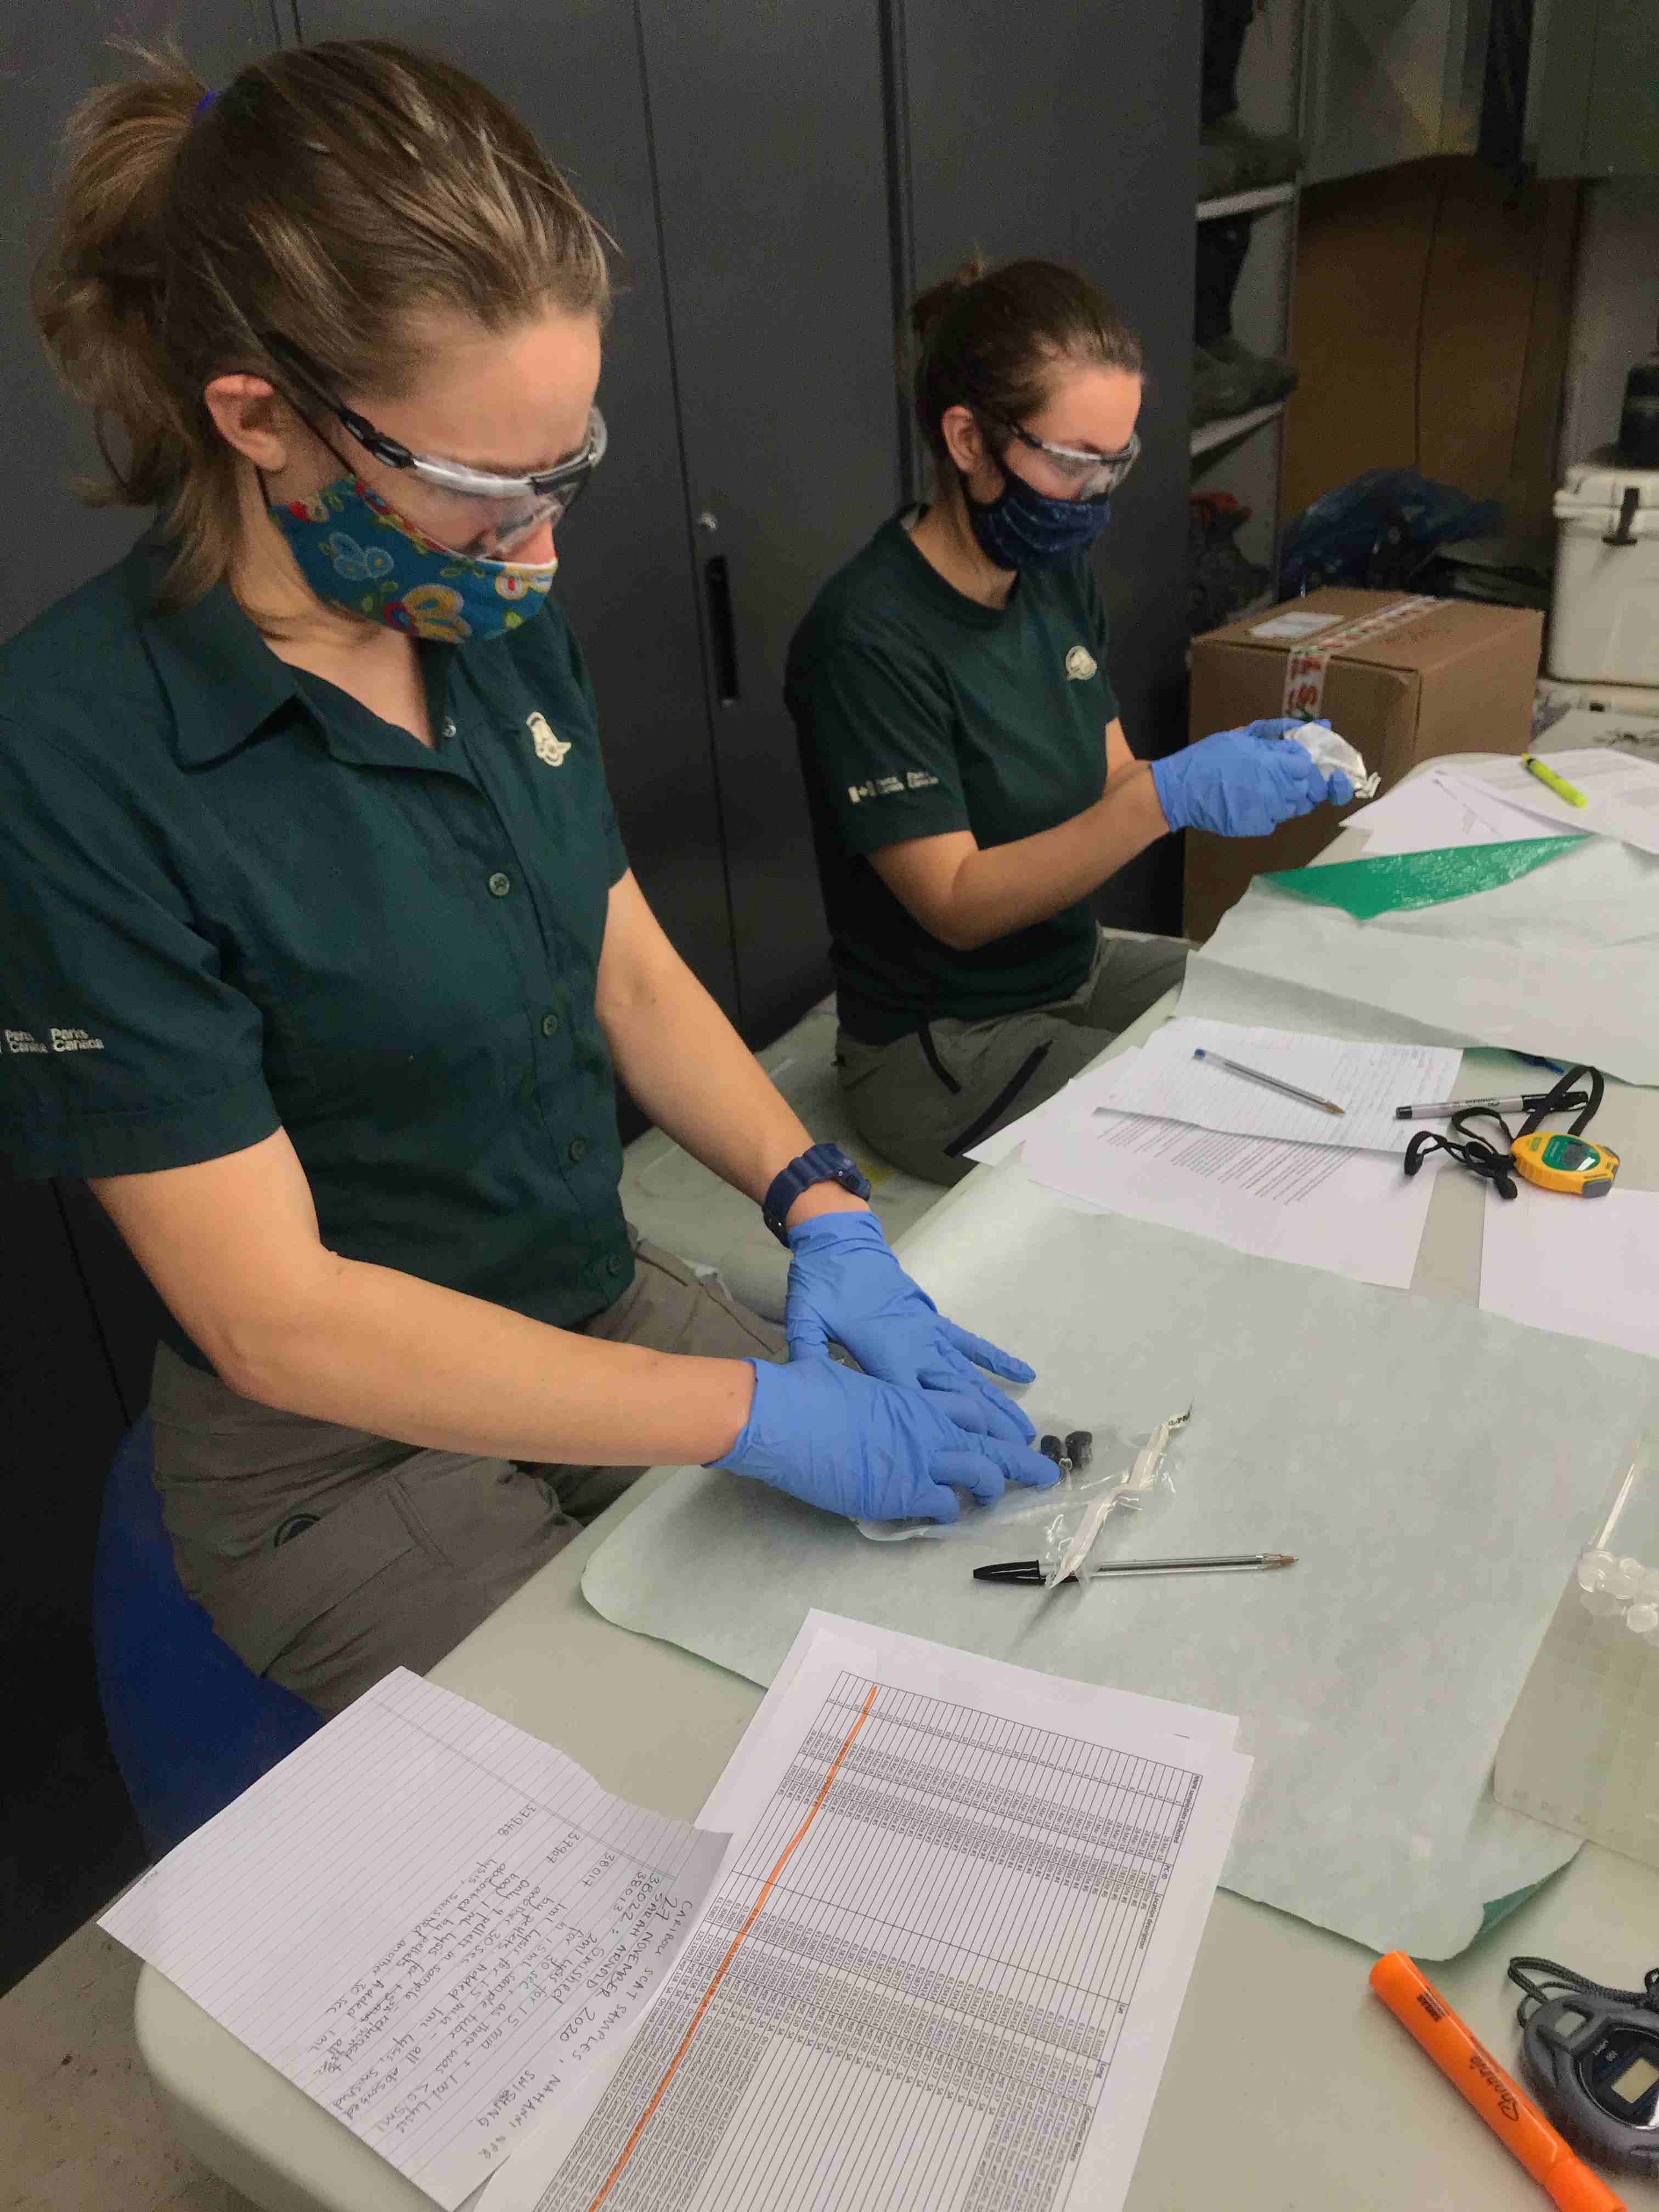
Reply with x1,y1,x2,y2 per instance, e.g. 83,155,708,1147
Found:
1522,755,1588,808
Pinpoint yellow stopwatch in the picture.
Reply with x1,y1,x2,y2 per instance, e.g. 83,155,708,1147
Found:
1511,1130,1620,1196
1403,1064,1618,1199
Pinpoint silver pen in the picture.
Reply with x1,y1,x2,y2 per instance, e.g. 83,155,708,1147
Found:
1192,1048,1345,1116
1086,1551,1296,1578
1393,1092,1560,1121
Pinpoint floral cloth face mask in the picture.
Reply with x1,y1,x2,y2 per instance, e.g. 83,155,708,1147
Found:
268,475,557,643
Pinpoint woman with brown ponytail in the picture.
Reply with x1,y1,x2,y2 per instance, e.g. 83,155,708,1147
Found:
786,259,1353,1184
2,45,1058,1718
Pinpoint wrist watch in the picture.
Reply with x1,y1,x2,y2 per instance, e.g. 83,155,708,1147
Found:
761,1142,872,1243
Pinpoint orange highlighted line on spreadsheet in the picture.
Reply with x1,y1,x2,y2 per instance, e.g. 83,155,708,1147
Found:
582,1683,879,2212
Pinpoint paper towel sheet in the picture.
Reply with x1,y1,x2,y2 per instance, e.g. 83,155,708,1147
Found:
581,1164,1659,1960
1178,832,1659,1084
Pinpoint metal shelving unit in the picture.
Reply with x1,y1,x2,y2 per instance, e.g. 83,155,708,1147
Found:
1189,398,1286,460
1190,0,1307,622
1196,179,1296,223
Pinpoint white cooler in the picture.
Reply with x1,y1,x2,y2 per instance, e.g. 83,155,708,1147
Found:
1550,448,1659,685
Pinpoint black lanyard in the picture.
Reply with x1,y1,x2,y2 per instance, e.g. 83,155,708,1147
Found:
1402,1064,1604,1200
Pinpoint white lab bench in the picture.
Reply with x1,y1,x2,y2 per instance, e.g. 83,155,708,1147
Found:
134,818,1659,2212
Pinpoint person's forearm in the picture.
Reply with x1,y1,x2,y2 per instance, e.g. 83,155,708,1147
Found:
600,938,864,1218
230,1251,757,1467
941,762,1170,949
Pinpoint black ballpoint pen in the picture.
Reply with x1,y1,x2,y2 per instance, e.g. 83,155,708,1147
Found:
974,1551,1297,1585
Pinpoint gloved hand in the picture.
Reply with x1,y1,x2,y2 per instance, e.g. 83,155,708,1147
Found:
712,1355,1060,1523
783,1211,1035,1445
1149,717,1352,838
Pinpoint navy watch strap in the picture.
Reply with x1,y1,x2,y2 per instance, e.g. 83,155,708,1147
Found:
763,1143,872,1243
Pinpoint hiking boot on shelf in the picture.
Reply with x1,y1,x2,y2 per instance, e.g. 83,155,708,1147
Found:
1193,214,1299,418
1198,119,1302,202
1192,345,1259,428
1198,0,1300,200
1205,331,1299,407
1188,492,1272,636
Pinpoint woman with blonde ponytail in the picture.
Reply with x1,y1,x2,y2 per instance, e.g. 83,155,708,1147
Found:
4,42,1054,1719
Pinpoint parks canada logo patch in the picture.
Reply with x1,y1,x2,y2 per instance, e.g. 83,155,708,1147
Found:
1064,644,1098,682
527,710,571,767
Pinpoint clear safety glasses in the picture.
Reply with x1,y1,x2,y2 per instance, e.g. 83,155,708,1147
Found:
266,340,607,556
985,413,1141,499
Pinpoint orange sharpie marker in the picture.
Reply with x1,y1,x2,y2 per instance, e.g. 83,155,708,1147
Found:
1370,1952,1624,2211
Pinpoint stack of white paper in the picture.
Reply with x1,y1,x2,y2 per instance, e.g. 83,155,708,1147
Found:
1070,1018,1461,1154
483,1613,1250,2212
1024,1091,1443,1289
1336,765,1567,856
1464,746,1659,855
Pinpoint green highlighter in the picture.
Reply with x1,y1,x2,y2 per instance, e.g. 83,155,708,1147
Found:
1522,755,1589,808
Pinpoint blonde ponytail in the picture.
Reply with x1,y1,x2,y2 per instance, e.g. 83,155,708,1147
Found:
32,38,611,608
33,46,228,584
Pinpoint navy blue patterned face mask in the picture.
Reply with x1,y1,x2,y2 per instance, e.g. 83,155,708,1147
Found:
963,466,1114,572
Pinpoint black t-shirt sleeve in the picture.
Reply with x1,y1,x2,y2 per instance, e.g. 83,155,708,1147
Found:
0,727,279,1179
789,634,972,857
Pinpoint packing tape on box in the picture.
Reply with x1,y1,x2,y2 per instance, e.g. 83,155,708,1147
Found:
1261,834,1585,919
1282,594,1440,718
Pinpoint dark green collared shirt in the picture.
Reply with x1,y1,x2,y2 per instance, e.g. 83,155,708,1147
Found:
0,530,634,1368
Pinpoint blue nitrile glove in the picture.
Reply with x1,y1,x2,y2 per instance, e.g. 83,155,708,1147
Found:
712,1356,1059,1523
783,1211,1036,1446
1149,717,1351,837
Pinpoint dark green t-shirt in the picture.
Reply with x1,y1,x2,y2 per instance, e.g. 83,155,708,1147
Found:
785,513,1122,1042
0,529,634,1368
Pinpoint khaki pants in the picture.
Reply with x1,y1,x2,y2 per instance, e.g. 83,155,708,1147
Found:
150,1235,784,1718
837,926,1191,1186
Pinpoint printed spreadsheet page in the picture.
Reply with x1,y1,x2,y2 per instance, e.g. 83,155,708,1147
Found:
483,1613,1250,2212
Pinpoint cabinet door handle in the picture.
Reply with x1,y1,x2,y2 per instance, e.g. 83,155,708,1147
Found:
704,554,740,705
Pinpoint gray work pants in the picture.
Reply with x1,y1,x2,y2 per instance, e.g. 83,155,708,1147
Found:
150,1234,785,1717
836,926,1190,1186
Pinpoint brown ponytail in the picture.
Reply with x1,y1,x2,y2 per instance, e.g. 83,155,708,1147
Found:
906,256,1145,473
33,38,611,608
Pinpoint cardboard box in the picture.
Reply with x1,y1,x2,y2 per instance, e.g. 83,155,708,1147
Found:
1182,590,1543,941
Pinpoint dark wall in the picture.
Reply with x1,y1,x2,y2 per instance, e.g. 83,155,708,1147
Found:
0,1175,146,1991
896,0,1203,934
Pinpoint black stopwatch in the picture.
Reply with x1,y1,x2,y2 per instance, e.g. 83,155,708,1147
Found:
1510,1955,1659,2179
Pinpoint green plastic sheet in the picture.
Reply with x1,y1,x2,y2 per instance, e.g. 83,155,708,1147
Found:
1262,834,1585,919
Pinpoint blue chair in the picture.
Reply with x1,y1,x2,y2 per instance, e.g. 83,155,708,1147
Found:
93,1414,323,1857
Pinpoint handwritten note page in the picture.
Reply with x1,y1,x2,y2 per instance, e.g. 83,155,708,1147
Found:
100,1669,725,2209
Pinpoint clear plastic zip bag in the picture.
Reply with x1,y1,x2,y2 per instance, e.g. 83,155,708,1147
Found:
1036,1408,1189,1588
856,1407,1189,1558
1286,720,1380,802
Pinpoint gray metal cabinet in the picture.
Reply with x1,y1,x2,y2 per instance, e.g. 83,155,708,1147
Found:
293,0,743,1019
894,0,1204,934
635,0,901,1042
1533,0,1659,177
